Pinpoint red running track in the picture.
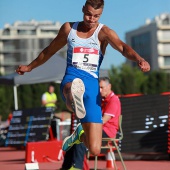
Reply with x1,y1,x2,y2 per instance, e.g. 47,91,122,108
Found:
0,147,170,170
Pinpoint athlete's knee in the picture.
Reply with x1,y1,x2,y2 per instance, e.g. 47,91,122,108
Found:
88,145,101,156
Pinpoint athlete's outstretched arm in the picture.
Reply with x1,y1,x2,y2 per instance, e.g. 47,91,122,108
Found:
101,26,150,72
16,22,70,75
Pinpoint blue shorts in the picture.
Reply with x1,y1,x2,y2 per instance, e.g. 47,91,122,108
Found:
60,67,102,123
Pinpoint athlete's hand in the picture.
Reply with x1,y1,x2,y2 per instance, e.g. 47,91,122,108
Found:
15,65,31,75
138,60,150,72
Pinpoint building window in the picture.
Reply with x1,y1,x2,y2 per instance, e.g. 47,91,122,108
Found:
164,56,170,66
17,30,36,35
131,32,151,64
162,18,170,25
41,30,58,35
39,39,53,49
2,29,10,35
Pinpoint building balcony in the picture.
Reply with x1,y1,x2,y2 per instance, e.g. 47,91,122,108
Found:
157,30,170,42
157,25,170,30
158,56,170,70
157,43,170,55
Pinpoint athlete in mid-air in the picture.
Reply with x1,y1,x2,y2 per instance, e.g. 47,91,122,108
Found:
16,0,150,156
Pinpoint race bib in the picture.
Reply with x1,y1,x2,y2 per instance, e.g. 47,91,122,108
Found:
72,47,99,71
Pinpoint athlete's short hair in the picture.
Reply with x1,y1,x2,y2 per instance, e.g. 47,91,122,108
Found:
85,0,104,9
99,77,110,84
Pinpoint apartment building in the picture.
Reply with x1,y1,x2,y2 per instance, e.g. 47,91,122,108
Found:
126,13,170,72
0,20,66,75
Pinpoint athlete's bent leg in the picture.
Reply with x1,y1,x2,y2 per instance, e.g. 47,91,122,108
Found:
62,80,102,156
81,123,102,156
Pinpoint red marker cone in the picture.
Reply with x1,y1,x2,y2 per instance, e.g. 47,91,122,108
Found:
106,149,115,169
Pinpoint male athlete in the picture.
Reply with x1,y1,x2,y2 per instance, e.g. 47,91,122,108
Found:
16,0,150,156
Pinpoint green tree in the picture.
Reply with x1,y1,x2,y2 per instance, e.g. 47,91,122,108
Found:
31,83,47,107
0,85,13,120
17,83,67,112
18,85,33,109
109,64,148,95
109,65,121,94
119,64,137,94
146,71,168,94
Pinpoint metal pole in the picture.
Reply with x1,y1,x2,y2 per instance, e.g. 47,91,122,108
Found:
13,85,18,110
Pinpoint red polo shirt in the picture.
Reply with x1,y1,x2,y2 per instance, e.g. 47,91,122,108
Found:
102,91,121,138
